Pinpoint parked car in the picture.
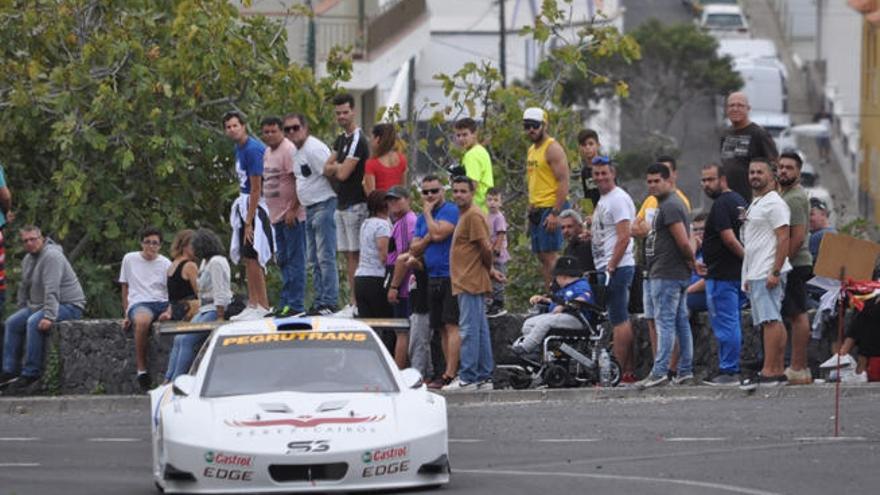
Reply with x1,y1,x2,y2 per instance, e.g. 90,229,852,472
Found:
683,0,739,16
717,59,789,131
717,38,787,80
697,4,750,38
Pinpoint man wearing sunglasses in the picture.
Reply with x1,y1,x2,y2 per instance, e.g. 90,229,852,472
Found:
523,107,570,291
285,113,339,315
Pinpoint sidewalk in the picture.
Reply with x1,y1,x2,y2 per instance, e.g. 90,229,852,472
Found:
4,383,879,415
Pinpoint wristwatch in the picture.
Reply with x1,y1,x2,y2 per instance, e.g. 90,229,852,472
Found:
772,269,781,277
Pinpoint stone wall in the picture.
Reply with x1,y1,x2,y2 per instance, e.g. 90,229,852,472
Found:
2,311,839,394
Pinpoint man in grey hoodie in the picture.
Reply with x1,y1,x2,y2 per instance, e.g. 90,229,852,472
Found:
0,226,85,393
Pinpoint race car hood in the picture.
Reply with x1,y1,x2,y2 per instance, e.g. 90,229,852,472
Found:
165,392,416,454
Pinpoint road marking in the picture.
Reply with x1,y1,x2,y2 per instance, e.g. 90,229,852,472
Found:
0,463,40,468
0,437,39,442
664,437,728,442
795,436,867,442
87,437,141,443
456,468,781,495
449,438,483,443
537,438,600,443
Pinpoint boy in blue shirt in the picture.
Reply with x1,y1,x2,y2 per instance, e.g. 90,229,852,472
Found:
513,256,593,355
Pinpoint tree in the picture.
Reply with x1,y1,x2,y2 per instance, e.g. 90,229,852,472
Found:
560,18,742,175
0,0,347,316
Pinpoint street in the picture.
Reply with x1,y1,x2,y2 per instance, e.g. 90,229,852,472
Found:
2,389,878,494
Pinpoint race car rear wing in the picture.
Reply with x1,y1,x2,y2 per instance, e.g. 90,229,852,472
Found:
158,318,411,335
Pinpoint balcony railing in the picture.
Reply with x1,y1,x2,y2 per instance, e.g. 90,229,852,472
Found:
314,0,427,61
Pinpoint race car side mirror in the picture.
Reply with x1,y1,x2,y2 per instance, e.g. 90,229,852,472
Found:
172,375,196,397
400,368,424,389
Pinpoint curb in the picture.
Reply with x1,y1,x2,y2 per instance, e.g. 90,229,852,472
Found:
3,384,879,415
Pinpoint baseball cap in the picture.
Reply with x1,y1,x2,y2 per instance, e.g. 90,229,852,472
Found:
552,256,583,277
522,107,546,123
810,197,828,211
385,185,410,199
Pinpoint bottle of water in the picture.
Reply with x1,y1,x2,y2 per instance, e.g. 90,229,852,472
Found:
599,348,611,387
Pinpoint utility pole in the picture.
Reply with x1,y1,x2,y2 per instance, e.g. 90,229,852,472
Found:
499,0,507,87
306,0,315,72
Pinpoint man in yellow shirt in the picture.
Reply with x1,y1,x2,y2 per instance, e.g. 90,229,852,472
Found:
632,155,690,376
454,118,494,212
523,107,570,290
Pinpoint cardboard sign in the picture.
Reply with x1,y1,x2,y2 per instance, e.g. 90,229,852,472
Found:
813,233,880,281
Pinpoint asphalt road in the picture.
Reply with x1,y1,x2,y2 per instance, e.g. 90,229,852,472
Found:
2,390,878,495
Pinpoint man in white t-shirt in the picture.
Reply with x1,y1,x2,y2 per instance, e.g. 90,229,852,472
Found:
590,159,638,383
740,158,791,390
119,226,172,392
283,113,339,314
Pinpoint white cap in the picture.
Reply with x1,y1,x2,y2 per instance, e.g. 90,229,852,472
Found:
522,107,546,122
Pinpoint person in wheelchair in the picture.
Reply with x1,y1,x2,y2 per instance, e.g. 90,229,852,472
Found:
512,256,593,358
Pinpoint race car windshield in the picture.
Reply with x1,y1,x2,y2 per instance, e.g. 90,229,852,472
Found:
201,331,398,397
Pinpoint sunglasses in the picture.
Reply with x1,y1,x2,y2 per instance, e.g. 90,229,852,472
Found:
421,188,441,195
283,124,301,133
523,121,542,131
142,240,161,246
592,156,611,165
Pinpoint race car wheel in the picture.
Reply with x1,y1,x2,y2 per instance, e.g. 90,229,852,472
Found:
543,364,569,388
509,370,532,390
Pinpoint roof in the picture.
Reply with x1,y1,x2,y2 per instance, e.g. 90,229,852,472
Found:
213,317,373,337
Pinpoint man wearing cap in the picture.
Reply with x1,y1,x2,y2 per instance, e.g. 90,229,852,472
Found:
808,198,835,263
523,107,570,291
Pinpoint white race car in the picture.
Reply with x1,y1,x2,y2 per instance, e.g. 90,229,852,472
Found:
150,317,450,493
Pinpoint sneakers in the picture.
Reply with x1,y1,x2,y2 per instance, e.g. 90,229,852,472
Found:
273,305,304,318
635,373,668,390
739,373,787,391
441,376,479,392
230,305,271,321
0,372,18,389
486,303,507,318
426,375,455,390
334,304,357,318
308,305,337,316
477,379,494,391
672,373,694,386
784,367,813,385
620,372,638,384
704,373,740,386
137,372,153,393
2,375,39,395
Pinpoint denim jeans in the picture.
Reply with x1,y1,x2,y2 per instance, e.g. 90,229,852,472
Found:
273,220,307,313
408,312,433,379
164,311,216,381
706,279,744,374
457,293,494,384
649,279,693,377
306,197,339,309
3,304,84,377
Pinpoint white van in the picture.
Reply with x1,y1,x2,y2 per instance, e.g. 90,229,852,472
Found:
717,38,787,80
718,59,790,132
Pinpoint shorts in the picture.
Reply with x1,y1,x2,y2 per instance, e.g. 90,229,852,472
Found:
428,277,459,329
354,276,392,319
597,265,635,326
127,301,170,323
748,274,787,326
781,265,812,318
236,204,272,260
642,276,654,319
528,206,564,253
335,202,368,252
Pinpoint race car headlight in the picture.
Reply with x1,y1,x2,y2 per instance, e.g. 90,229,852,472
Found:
164,463,197,482
418,454,450,475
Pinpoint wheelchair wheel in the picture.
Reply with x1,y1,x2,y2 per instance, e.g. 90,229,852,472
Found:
608,356,622,387
509,370,533,390
543,364,570,388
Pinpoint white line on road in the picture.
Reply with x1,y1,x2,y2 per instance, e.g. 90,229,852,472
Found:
795,436,867,442
449,438,483,443
0,463,40,468
537,438,600,443
0,437,39,441
456,468,781,495
664,437,728,442
87,437,141,442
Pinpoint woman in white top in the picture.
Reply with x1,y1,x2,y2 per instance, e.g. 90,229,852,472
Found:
354,190,393,319
164,228,232,382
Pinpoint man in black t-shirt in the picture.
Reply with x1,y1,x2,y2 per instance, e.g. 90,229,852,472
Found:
700,163,748,385
559,209,595,275
324,93,369,314
719,92,778,202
